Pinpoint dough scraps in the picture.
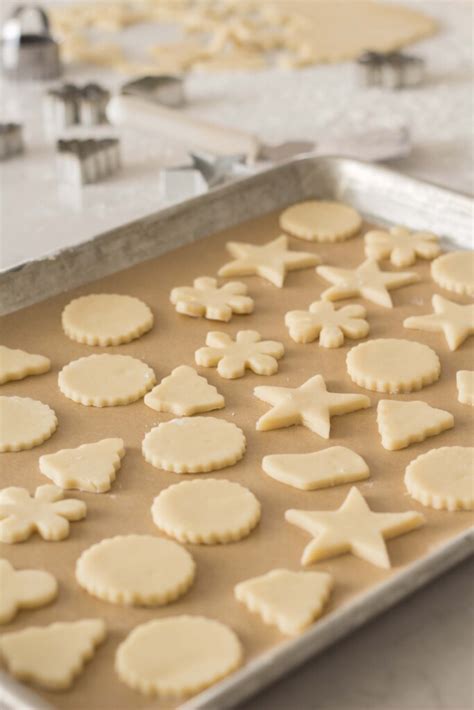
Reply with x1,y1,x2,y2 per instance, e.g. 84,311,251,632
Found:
457,370,474,406
377,400,454,451
235,568,333,635
286,486,425,568
0,559,58,624
0,346,50,385
151,479,261,544
115,616,242,698
142,416,246,473
0,484,86,543
39,438,125,493
58,354,156,407
431,251,474,297
404,295,474,351
254,374,370,437
316,258,419,308
346,339,441,393
144,365,224,416
405,447,474,511
76,535,195,605
364,226,441,267
0,619,106,690
62,294,153,346
170,277,254,321
285,301,369,347
262,446,369,490
195,330,285,379
279,200,362,242
218,235,320,288
0,396,57,452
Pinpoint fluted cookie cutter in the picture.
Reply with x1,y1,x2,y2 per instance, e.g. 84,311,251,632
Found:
56,138,120,187
356,50,425,89
0,123,24,160
1,4,61,80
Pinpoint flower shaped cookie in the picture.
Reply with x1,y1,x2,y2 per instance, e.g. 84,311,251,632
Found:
285,301,369,347
195,330,284,379
170,277,254,322
364,226,440,267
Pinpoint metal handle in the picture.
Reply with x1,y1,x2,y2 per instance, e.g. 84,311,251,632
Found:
6,3,52,40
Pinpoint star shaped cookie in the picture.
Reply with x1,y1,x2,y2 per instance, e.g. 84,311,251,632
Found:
404,295,474,351
364,226,441,267
254,374,370,437
218,235,320,288
286,486,425,568
316,258,419,308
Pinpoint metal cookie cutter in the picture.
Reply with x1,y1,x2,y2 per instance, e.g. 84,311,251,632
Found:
56,138,120,187
0,123,24,160
356,50,425,89
44,82,110,130
121,75,185,108
1,4,61,80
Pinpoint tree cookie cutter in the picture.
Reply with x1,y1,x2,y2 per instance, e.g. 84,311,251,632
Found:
56,138,120,187
0,123,24,160
356,50,425,89
44,83,110,130
1,4,61,80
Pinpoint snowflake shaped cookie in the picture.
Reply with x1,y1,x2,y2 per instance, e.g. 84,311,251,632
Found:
0,485,86,543
170,277,254,322
195,330,284,379
364,226,441,267
285,301,369,347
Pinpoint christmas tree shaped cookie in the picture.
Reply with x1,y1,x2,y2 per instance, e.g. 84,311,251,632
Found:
0,346,50,385
377,400,454,451
0,559,58,624
144,366,224,416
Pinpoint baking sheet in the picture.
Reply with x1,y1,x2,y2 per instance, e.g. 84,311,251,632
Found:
1,195,473,709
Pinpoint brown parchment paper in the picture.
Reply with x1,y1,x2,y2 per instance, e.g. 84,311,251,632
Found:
0,209,473,710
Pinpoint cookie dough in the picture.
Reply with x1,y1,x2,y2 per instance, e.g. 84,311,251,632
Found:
151,479,261,544
62,294,153,346
405,447,474,511
286,486,425,568
404,295,474,351
0,619,106,690
431,251,474,297
254,374,370,437
39,438,125,493
115,616,242,698
144,365,224,416
76,535,195,605
377,400,454,451
0,559,58,624
0,396,57,452
235,568,333,635
142,416,246,473
346,339,441,393
170,277,254,321
262,446,369,490
457,370,474,406
364,226,441,267
280,200,362,242
58,354,156,406
195,330,285,379
0,346,50,385
285,301,369,347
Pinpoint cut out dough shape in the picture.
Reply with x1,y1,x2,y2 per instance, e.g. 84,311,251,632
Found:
142,416,245,473
316,258,419,308
152,479,261,544
431,251,474,297
58,354,156,407
0,559,58,624
279,200,362,243
0,396,57,452
347,339,440,393
285,301,369,347
263,446,369,490
377,400,454,451
39,438,125,493
364,226,441,267
457,370,474,406
62,293,153,345
76,535,195,605
195,330,285,379
170,277,254,321
144,365,224,416
404,295,474,351
218,235,320,288
235,568,333,635
0,619,106,690
405,447,474,511
115,616,242,698
286,486,425,568
254,374,370,437
0,484,86,543
0,346,50,385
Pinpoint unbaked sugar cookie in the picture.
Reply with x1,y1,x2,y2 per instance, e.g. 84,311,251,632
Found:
62,294,153,345
280,200,362,243
0,346,50,385
405,447,474,511
0,396,57,452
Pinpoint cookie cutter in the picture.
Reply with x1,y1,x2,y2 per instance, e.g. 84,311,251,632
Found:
44,82,110,130
356,50,425,89
0,122,24,160
1,4,61,80
56,138,120,187
121,75,185,108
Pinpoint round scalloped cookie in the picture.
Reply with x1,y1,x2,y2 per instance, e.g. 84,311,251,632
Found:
431,251,474,297
346,338,440,393
0,396,57,452
279,200,362,242
62,294,153,346
405,447,474,511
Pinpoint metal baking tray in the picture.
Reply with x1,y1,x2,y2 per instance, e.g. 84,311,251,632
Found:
0,157,473,710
